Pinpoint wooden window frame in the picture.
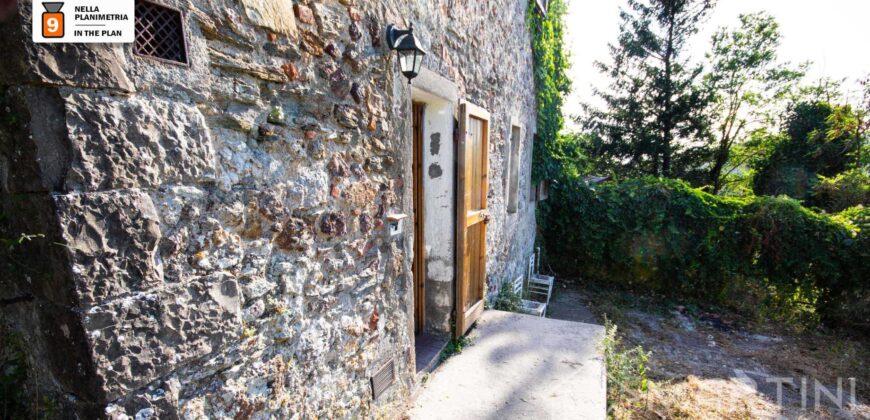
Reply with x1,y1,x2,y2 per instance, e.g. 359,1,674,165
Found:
506,120,522,214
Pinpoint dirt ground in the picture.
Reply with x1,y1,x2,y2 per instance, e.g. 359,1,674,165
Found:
547,279,870,419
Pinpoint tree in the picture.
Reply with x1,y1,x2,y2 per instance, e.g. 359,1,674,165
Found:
863,74,870,110
846,74,870,168
826,101,868,170
703,13,804,194
751,101,865,199
585,0,716,180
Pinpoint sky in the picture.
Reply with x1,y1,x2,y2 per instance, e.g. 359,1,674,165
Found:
563,0,870,131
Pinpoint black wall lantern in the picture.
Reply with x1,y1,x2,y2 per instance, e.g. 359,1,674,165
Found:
386,23,427,84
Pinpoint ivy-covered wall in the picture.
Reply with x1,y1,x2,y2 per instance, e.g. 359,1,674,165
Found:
541,177,870,331
528,0,572,183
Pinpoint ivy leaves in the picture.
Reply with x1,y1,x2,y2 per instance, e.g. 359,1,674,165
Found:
540,177,869,330
528,0,571,183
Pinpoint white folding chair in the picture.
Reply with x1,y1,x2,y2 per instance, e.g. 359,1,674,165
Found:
527,253,536,286
527,251,554,306
508,275,544,317
512,275,523,296
528,273,554,306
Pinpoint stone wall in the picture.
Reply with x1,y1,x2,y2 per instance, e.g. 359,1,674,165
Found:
0,0,538,418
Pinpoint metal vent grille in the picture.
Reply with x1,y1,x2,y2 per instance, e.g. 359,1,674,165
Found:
370,359,396,400
134,1,188,64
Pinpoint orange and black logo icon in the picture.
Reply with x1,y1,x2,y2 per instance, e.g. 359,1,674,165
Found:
42,2,64,38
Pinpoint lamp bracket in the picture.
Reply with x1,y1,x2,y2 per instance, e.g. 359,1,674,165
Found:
386,24,413,50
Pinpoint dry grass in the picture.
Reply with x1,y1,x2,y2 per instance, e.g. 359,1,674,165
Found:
612,375,778,419
564,280,870,419
612,375,870,419
746,334,870,400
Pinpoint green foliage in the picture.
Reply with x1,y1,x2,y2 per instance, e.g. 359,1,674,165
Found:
0,233,45,253
583,0,716,180
809,170,870,212
703,12,805,193
601,318,649,409
822,205,870,329
493,282,523,313
738,197,852,303
528,0,571,183
575,10,867,196
541,177,869,332
439,336,471,363
834,205,870,231
752,102,866,199
542,177,746,300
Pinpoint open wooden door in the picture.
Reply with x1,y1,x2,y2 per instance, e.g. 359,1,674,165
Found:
455,102,491,337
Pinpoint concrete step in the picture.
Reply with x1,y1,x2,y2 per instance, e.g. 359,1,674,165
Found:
409,310,606,420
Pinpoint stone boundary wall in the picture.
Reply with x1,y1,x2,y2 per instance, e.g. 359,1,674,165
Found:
0,0,537,418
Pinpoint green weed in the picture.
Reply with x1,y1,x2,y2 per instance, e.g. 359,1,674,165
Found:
601,318,649,412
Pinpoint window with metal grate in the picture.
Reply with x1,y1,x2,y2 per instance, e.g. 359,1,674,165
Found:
134,1,188,65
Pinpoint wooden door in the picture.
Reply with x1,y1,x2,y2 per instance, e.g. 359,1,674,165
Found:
455,102,491,337
412,102,426,335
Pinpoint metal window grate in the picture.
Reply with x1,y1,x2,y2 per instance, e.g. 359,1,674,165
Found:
134,1,188,64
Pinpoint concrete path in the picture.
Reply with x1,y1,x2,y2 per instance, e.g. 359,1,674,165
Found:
409,311,606,420
547,287,599,324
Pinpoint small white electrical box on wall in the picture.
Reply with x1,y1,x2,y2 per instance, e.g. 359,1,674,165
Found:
386,214,408,237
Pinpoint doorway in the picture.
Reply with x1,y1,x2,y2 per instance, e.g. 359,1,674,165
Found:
409,70,460,373
412,101,448,374
412,102,426,335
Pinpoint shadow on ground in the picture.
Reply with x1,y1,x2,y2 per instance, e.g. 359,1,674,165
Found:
409,311,606,420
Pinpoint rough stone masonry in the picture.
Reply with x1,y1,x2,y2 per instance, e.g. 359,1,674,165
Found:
0,0,538,418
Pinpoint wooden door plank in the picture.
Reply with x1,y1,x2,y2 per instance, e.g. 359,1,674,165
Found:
466,300,485,328
478,111,489,307
455,103,470,338
465,210,486,226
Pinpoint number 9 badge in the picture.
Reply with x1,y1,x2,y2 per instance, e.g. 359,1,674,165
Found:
42,2,64,38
